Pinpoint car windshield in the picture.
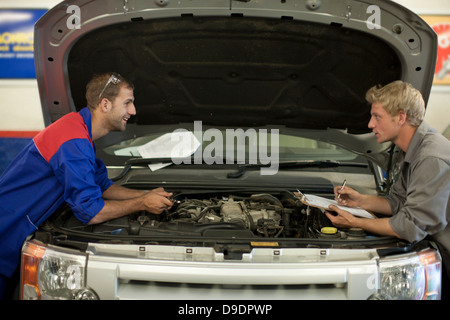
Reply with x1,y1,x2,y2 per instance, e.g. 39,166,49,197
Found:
102,131,361,164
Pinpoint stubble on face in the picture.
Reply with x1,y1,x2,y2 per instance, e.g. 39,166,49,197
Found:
107,86,135,132
368,102,400,144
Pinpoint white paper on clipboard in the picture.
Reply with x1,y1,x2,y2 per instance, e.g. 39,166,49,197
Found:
297,192,375,219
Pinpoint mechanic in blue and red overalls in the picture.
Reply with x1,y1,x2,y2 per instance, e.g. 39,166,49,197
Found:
0,73,174,299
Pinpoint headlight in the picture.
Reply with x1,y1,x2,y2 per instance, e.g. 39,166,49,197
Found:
21,240,98,300
378,248,441,300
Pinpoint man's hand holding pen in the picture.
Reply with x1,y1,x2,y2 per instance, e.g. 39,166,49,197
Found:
333,182,363,208
327,180,362,228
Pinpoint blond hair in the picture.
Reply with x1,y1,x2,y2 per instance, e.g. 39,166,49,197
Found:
365,80,425,126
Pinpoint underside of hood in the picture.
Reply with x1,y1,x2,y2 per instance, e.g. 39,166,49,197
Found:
34,0,437,136
67,16,401,134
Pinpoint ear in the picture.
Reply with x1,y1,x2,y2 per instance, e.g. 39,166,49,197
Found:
397,110,407,125
100,98,109,113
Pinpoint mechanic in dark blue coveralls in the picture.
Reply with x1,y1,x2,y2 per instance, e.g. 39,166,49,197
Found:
0,73,174,299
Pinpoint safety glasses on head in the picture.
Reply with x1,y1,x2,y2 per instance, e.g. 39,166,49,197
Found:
99,74,121,99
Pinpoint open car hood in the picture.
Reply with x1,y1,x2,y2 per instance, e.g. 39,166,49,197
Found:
34,0,437,168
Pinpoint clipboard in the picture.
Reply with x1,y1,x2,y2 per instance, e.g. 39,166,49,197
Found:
295,189,375,219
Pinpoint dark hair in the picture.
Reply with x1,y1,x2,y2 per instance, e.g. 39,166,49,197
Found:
85,72,134,109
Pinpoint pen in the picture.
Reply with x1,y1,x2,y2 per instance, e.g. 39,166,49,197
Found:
337,179,347,200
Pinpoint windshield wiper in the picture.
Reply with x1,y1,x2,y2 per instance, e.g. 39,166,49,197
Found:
110,157,175,181
111,156,236,181
110,158,367,181
226,160,368,178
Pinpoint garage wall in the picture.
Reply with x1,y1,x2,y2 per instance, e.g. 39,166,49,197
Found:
0,1,60,132
0,0,449,174
0,1,60,173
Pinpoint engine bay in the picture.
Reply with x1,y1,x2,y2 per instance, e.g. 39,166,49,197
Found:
54,191,373,240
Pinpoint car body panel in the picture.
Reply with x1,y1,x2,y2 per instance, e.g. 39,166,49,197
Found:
86,245,379,300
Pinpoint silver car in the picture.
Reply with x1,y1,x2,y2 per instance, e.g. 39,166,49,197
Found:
22,0,441,300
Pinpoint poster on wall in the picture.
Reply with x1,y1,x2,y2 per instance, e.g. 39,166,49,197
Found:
422,15,450,85
0,9,47,78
